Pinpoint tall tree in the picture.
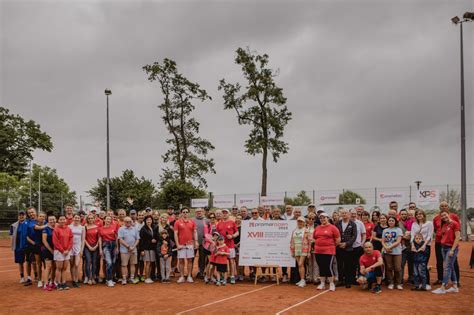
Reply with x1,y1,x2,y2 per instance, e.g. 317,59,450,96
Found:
339,190,366,205
143,59,215,188
89,169,156,210
156,179,206,210
219,47,292,196
0,107,53,178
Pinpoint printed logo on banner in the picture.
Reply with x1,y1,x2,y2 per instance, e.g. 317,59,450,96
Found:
237,195,259,208
213,196,234,208
378,191,406,204
260,194,285,206
417,189,439,203
317,192,340,205
191,198,209,208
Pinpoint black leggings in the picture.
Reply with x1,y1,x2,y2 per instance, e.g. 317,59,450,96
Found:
315,254,335,277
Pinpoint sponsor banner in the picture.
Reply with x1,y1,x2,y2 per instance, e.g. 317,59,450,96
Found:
191,198,209,208
239,220,296,267
237,194,260,208
416,189,439,204
377,191,406,204
260,194,285,206
213,195,235,208
317,192,341,205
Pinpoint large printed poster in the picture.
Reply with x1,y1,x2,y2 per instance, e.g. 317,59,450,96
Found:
239,220,296,267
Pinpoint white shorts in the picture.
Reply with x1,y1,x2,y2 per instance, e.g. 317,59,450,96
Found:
229,248,236,259
177,246,194,259
54,250,71,262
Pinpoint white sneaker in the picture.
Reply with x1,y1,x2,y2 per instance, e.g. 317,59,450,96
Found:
121,279,127,285
388,284,394,290
177,276,185,283
83,277,89,284
19,278,25,284
426,285,432,290
144,278,153,284
187,276,194,283
107,280,115,287
282,275,288,283
295,280,303,286
37,280,43,288
329,282,336,292
396,284,403,290
130,277,139,284
298,280,306,288
432,287,446,294
446,287,459,293
317,283,325,290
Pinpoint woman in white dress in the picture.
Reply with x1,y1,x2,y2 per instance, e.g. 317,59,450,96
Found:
69,214,85,288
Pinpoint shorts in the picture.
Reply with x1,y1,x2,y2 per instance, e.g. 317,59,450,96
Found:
41,249,54,261
212,263,227,273
70,246,81,257
121,252,138,266
14,249,25,264
31,245,41,255
228,248,236,259
24,247,34,262
143,250,156,262
177,246,194,259
54,250,71,262
202,248,211,256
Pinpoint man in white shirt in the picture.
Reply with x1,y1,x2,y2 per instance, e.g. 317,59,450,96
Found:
282,205,293,220
350,208,366,285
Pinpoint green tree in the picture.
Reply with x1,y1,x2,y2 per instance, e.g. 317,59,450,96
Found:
155,179,206,209
284,190,312,206
143,59,215,188
0,172,24,211
89,169,156,210
0,107,53,178
27,164,76,213
219,47,291,196
339,190,366,205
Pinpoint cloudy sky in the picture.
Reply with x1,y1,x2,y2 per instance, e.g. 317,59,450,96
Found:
1,0,473,203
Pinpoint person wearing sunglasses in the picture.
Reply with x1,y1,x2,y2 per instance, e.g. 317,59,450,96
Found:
249,209,263,221
174,208,198,283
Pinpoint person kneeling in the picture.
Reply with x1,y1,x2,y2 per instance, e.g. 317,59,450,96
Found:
357,242,383,294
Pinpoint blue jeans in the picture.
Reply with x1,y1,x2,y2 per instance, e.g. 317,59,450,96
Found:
442,246,458,286
103,241,116,281
84,247,98,280
413,262,427,288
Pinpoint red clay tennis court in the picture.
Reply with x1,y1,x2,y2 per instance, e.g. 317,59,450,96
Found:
0,240,472,314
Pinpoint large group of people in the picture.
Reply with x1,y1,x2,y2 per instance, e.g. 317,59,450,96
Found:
10,201,462,295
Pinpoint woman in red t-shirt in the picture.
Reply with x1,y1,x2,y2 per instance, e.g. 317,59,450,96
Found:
432,210,461,294
362,211,375,242
84,214,99,285
313,212,340,291
99,216,118,287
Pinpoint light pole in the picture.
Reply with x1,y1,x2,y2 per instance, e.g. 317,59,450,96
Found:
451,12,473,241
104,89,112,210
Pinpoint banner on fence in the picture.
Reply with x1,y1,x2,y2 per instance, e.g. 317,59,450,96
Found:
236,194,259,208
416,189,440,204
191,198,209,208
317,192,341,205
239,220,296,267
213,195,235,208
377,191,406,204
260,194,285,206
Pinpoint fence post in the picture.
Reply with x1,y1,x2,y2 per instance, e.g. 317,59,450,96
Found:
446,184,449,204
258,193,261,205
234,193,236,206
312,190,315,204
374,187,377,205
209,192,213,208
284,191,287,199
409,185,412,203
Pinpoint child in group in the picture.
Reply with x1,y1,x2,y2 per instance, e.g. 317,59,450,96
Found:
157,230,173,283
211,235,230,286
412,233,429,291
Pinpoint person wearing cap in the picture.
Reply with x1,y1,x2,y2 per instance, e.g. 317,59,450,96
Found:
313,212,340,291
350,208,366,285
129,209,137,224
217,208,239,284
291,217,311,287
335,208,357,288
10,210,29,284
174,207,198,283
305,204,316,218
166,205,176,225
283,205,293,220
211,234,230,286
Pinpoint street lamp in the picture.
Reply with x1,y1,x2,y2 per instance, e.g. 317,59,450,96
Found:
451,12,473,241
104,89,112,210
415,180,422,191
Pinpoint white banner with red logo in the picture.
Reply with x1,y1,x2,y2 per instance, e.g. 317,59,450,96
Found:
236,194,260,208
212,195,235,208
377,191,406,204
317,192,341,205
191,198,209,208
239,220,296,267
260,194,285,206
416,189,440,204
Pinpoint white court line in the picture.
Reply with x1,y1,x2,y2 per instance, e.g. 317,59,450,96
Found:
176,284,276,314
275,290,329,315
0,269,16,273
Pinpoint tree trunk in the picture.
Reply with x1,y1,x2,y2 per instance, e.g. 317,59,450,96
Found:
261,145,267,196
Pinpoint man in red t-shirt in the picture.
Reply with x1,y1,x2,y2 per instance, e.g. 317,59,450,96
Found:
357,242,384,294
217,209,239,284
433,202,460,285
64,205,75,225
174,208,198,284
